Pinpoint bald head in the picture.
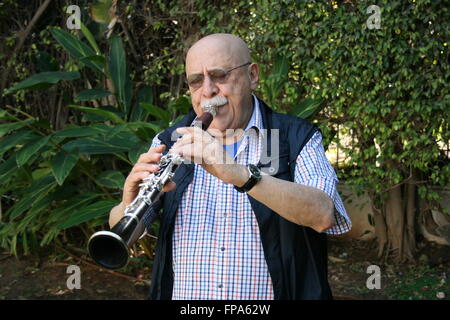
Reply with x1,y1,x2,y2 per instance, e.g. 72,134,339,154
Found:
186,34,251,69
185,34,259,133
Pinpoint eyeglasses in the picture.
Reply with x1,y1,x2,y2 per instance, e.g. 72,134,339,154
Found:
186,62,251,89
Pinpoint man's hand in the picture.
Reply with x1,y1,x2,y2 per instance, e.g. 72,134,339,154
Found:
171,127,248,187
122,144,176,206
109,144,177,228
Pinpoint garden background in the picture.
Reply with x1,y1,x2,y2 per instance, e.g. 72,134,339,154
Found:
0,0,449,300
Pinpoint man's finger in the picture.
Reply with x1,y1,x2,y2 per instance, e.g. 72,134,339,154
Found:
137,145,165,163
131,163,159,173
125,171,151,189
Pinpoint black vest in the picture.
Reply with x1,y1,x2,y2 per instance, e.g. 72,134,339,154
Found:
149,98,332,300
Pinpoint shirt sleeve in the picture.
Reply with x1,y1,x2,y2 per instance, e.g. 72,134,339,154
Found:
294,131,352,235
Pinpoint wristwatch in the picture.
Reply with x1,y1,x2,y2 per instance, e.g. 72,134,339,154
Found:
234,164,262,193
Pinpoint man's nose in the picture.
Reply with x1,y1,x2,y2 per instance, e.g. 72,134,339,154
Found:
201,74,218,98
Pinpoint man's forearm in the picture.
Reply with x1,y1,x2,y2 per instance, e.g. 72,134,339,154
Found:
231,165,335,233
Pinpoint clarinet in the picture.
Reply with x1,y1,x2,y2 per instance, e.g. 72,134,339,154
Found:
88,103,217,270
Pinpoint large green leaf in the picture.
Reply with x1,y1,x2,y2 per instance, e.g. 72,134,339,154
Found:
0,154,18,181
6,175,58,220
5,71,80,94
289,98,323,119
96,170,125,189
68,105,125,123
52,125,104,138
126,121,162,134
268,54,289,103
140,102,171,124
169,96,191,115
50,27,104,73
15,135,52,167
78,18,101,54
51,152,79,185
62,134,140,154
130,85,152,122
108,36,129,112
80,54,106,66
57,200,117,230
0,121,31,138
47,192,101,224
74,89,111,102
0,130,37,156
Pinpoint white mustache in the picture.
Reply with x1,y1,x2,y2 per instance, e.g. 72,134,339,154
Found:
201,96,228,109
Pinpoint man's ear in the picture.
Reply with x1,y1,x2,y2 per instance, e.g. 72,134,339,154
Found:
248,63,259,90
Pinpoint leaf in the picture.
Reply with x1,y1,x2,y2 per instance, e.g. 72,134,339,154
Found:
289,98,323,119
47,192,101,224
57,200,117,230
109,36,127,111
269,54,290,101
140,102,171,124
0,130,37,156
74,89,111,102
0,121,31,138
169,96,191,115
62,134,140,155
77,18,101,54
104,123,128,138
68,105,125,123
16,135,51,167
128,143,149,164
79,54,106,66
50,27,103,73
130,85,153,122
126,121,162,134
96,170,125,189
89,0,114,24
5,71,80,94
0,154,19,181
51,152,79,185
53,125,104,138
6,175,58,220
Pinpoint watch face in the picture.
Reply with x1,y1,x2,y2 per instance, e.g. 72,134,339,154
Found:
249,164,261,177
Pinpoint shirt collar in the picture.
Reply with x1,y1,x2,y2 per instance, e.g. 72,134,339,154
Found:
244,94,264,131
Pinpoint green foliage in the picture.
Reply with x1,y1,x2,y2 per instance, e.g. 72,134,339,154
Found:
5,71,80,94
0,23,186,256
1,0,448,259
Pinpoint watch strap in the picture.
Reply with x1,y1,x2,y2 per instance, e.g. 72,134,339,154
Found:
234,164,261,193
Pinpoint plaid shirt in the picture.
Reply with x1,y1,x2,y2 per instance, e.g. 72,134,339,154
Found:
148,96,351,300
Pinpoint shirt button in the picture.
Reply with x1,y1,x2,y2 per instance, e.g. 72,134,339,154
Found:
218,284,223,289
220,247,225,252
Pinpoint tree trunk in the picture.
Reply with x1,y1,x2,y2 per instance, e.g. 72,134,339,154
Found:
374,183,416,262
406,177,417,253
386,185,404,259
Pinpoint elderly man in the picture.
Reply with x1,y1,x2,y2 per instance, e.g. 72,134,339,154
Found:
109,34,351,300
